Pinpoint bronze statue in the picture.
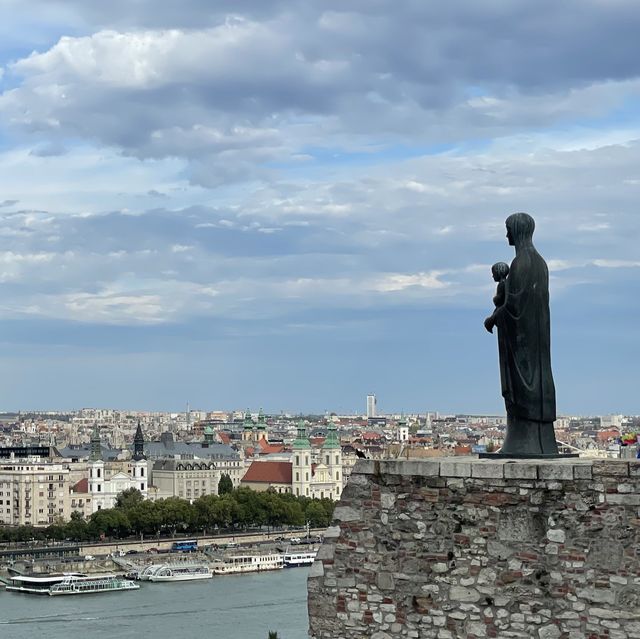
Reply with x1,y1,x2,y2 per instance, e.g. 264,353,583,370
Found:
484,213,559,456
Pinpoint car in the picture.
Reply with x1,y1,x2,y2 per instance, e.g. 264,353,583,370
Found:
146,548,159,553
126,549,138,555
289,537,301,544
84,555,95,561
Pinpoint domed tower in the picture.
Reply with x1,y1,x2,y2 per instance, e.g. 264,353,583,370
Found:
242,409,254,442
256,408,268,442
323,420,342,499
131,421,147,496
292,420,311,497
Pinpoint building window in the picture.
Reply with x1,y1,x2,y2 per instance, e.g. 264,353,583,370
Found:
295,472,299,481
140,483,145,491
141,468,145,477
295,456,299,465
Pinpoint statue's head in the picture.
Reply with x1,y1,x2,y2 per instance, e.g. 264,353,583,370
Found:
491,261,510,282
505,212,535,247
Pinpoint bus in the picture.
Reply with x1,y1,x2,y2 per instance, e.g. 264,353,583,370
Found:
172,540,198,553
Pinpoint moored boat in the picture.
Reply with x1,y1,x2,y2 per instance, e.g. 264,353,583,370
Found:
283,550,317,567
210,553,283,575
139,563,212,582
5,572,139,596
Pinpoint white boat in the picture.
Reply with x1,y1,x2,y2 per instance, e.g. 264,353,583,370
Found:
283,550,317,567
138,563,212,582
210,553,284,575
6,572,139,596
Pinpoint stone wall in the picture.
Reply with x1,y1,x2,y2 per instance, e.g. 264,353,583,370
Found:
308,457,640,639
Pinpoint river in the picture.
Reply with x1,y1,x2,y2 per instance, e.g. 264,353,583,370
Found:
0,569,310,639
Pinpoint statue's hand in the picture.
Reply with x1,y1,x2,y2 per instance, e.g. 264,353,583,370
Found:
484,316,495,334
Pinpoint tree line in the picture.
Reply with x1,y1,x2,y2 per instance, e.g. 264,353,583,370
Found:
0,480,335,543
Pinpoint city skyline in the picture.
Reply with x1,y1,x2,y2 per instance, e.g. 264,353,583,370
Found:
0,3,638,413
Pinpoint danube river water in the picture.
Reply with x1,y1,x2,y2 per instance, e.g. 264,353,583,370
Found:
0,568,310,639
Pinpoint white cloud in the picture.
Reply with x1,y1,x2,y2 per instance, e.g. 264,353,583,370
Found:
371,272,448,293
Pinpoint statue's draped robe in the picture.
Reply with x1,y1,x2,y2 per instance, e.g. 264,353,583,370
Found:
495,246,556,423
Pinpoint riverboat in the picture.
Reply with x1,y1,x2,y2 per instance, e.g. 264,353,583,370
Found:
283,550,317,567
5,572,139,596
210,553,283,575
138,563,212,582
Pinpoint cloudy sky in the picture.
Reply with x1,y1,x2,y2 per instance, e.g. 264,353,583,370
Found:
0,1,638,414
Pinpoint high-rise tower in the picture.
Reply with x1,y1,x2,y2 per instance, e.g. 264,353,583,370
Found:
366,394,377,418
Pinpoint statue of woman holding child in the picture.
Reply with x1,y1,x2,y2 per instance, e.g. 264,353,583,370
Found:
484,213,559,456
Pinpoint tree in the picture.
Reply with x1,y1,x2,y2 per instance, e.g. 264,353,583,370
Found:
217,473,233,495
157,497,194,535
305,501,329,528
115,488,144,510
127,500,162,536
65,511,89,541
89,508,131,538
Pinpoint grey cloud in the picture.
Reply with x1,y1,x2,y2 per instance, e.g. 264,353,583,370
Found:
29,142,68,157
0,137,638,324
2,2,640,187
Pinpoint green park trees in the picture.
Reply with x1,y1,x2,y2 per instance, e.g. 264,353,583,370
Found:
0,485,335,543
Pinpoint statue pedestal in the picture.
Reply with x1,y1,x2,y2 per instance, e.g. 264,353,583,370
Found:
309,457,640,639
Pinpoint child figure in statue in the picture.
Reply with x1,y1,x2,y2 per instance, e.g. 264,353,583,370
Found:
491,262,510,308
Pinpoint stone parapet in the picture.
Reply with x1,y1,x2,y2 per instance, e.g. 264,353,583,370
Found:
308,457,640,638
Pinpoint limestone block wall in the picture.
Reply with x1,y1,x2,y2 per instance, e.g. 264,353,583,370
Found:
308,457,640,639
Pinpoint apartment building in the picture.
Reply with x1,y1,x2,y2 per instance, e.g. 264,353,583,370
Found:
0,461,71,526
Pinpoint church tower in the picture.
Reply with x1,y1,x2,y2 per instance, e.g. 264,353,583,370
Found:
89,421,102,462
242,409,254,442
322,421,342,499
292,420,311,497
88,422,105,509
131,421,147,495
256,408,268,442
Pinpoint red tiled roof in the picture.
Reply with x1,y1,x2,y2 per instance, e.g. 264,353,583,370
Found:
242,461,292,484
73,478,89,493
218,432,231,444
257,439,285,454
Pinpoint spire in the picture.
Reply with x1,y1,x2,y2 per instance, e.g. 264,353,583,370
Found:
292,420,311,450
133,420,146,461
243,409,254,431
89,421,102,461
323,420,340,450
